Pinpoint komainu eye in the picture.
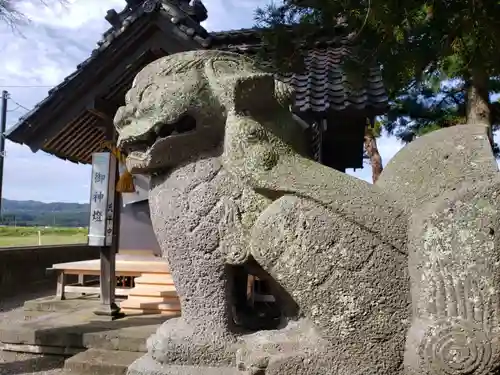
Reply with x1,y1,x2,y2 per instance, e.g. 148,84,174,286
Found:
246,127,266,142
138,83,159,103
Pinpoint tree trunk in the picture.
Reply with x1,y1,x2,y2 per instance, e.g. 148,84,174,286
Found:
364,126,383,183
466,68,493,144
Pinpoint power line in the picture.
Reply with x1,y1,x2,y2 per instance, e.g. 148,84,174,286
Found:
8,97,31,112
7,105,21,113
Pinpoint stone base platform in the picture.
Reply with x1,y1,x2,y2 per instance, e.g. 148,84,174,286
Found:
128,355,240,375
0,294,167,355
0,295,327,375
65,348,144,375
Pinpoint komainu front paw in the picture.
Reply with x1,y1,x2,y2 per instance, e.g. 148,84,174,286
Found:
148,317,238,366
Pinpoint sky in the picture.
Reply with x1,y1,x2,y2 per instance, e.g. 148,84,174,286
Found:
0,0,406,203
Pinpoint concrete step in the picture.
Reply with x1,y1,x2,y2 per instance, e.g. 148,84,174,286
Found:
121,295,179,304
120,273,180,317
64,348,143,375
120,299,181,313
120,296,181,317
128,285,178,298
134,274,174,285
121,308,181,317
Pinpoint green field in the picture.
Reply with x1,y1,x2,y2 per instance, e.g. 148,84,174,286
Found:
0,226,88,247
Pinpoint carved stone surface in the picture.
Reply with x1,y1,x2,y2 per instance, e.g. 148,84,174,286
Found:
250,195,409,374
378,125,500,375
404,179,500,375
114,50,500,375
376,125,499,210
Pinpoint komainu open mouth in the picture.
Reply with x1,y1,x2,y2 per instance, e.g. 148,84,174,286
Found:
120,115,197,153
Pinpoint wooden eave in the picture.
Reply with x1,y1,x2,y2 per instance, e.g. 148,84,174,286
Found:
6,8,206,164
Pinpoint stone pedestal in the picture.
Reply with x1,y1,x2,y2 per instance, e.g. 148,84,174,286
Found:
128,355,239,375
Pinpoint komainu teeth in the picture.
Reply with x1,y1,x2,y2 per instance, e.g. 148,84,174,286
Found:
121,116,196,152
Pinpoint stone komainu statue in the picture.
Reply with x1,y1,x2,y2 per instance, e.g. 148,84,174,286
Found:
114,50,500,375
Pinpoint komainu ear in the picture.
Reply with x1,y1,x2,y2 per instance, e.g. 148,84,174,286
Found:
204,55,294,113
233,73,279,113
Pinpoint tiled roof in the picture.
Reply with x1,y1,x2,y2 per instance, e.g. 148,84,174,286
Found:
282,49,387,113
208,29,388,113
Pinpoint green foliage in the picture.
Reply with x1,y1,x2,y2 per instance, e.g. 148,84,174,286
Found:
254,1,426,92
384,77,465,139
372,120,382,138
255,1,500,85
0,198,90,227
0,225,87,247
0,226,86,237
254,0,500,142
382,75,500,154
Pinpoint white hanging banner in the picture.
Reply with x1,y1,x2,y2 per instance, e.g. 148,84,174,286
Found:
88,152,117,247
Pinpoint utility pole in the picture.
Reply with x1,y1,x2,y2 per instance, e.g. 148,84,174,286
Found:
0,90,7,217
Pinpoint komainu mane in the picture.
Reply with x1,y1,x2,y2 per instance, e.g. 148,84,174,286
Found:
115,50,500,375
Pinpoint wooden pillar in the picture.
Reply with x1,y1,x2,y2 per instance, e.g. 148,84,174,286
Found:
94,129,122,319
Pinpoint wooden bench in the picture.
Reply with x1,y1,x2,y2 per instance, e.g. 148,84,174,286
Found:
48,254,170,300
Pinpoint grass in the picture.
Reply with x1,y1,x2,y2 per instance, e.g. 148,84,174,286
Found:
0,226,88,247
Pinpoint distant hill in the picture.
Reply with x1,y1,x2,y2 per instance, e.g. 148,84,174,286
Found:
0,199,90,227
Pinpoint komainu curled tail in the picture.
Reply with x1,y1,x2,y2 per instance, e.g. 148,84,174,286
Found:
404,182,500,375
378,125,500,375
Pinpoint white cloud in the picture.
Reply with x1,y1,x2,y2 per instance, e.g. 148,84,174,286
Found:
4,142,91,203
16,0,124,30
0,0,133,203
0,0,275,203
201,0,265,31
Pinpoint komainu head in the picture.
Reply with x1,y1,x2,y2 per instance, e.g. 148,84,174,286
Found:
113,50,304,175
